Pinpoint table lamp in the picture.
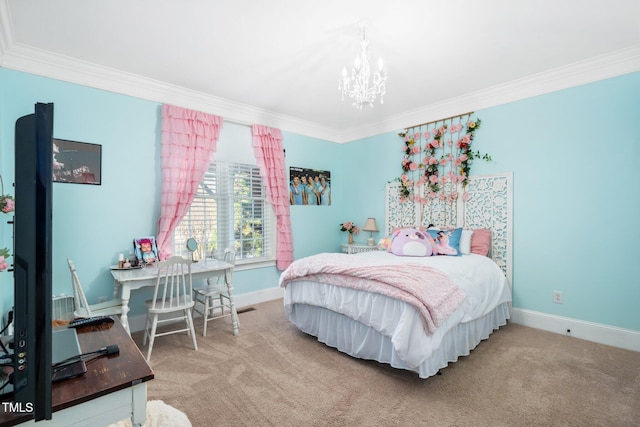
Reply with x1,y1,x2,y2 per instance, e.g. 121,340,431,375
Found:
362,217,379,246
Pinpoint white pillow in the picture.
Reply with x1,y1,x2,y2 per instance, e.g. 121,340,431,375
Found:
459,229,473,255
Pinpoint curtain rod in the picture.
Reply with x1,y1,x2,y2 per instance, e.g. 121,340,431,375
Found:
405,111,474,130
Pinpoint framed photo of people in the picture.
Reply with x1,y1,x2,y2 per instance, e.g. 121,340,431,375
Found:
289,167,331,206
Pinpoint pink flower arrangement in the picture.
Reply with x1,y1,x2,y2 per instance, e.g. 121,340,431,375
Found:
0,176,14,271
0,174,14,213
340,221,360,235
0,175,13,214
0,248,10,272
1,196,14,213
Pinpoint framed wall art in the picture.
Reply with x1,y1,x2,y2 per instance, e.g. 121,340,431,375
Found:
53,138,102,185
289,167,331,206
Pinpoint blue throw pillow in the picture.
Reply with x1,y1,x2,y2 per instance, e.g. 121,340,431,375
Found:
426,227,462,256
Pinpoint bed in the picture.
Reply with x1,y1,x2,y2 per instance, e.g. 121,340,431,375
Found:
280,173,513,378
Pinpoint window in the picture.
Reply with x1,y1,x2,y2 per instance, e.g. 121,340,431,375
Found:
172,122,275,267
173,161,275,265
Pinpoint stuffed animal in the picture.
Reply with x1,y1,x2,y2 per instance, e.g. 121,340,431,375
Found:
389,228,434,257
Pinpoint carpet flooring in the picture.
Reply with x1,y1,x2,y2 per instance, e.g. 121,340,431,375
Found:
132,299,640,427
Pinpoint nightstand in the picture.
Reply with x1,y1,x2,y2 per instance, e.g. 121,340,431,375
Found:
341,244,378,254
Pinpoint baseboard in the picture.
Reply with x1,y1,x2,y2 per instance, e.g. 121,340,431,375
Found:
233,286,285,309
511,308,640,352
127,286,285,333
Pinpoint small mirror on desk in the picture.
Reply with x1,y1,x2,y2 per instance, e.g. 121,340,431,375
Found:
186,238,198,262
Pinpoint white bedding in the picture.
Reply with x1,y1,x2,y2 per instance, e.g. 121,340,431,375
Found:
283,252,511,369
356,252,511,322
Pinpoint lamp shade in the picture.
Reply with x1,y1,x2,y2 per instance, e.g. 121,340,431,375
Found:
362,218,378,232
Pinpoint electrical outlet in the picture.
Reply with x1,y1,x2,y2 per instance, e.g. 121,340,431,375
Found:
98,296,108,303
552,291,563,304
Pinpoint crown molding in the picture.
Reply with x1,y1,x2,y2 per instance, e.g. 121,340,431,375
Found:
0,0,342,141
1,10,638,145
0,0,13,58
0,41,345,142
340,45,640,142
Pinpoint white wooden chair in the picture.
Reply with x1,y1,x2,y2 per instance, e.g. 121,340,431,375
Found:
192,246,239,337
67,259,123,319
143,256,198,361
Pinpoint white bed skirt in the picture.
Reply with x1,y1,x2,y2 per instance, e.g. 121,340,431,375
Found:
287,302,511,379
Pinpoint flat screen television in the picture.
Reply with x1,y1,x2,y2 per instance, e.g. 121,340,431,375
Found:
0,102,54,424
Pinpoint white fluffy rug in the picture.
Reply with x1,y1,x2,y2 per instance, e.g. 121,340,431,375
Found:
108,400,191,427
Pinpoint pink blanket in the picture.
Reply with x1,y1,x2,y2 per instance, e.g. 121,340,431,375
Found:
279,253,467,335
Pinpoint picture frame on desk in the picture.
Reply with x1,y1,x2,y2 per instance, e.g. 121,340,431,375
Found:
133,236,159,265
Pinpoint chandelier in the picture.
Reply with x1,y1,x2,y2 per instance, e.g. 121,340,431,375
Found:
339,27,386,110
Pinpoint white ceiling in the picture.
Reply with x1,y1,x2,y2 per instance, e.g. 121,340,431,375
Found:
1,0,639,142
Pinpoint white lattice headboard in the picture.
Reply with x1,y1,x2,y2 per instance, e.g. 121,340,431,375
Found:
385,173,512,283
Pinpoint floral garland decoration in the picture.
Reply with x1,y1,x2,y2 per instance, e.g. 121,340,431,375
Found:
0,175,14,272
395,117,491,203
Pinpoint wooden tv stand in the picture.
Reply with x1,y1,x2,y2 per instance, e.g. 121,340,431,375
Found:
0,319,154,427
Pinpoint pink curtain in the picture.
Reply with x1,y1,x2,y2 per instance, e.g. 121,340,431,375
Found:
251,125,293,270
156,105,223,260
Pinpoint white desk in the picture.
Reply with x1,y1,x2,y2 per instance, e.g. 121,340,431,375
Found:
110,259,236,335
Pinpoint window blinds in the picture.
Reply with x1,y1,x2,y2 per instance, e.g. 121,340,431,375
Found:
173,161,273,263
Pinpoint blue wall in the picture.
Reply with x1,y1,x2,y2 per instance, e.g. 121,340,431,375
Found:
282,131,346,257
1,68,638,332
0,69,342,318
343,72,640,331
476,74,640,329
